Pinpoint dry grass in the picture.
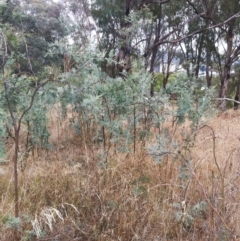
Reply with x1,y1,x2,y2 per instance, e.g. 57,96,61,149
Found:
1,108,240,240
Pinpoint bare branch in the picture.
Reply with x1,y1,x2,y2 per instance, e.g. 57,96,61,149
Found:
0,29,7,66
193,170,240,238
18,80,49,130
216,97,240,105
143,0,171,5
144,11,240,56
0,28,17,130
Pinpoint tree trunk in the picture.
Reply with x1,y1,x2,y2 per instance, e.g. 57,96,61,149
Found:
206,50,212,88
194,34,204,78
205,21,212,87
234,78,240,109
219,76,229,110
149,11,162,96
218,20,235,110
116,45,131,77
13,126,20,240
149,45,158,96
116,0,134,77
14,133,19,218
234,86,240,109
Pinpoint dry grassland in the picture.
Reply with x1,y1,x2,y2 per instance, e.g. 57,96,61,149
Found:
1,108,240,240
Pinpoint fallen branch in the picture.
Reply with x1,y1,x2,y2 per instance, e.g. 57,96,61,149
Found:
216,98,240,105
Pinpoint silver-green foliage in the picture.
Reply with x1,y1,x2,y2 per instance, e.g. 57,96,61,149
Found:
0,71,58,159
57,48,154,153
149,75,216,164
0,44,216,163
55,46,217,160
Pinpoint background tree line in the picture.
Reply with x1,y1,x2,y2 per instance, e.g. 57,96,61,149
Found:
91,0,240,109
1,0,240,109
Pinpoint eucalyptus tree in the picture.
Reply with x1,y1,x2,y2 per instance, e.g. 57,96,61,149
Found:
185,0,240,109
0,29,53,241
90,0,240,109
91,0,187,78
91,0,132,76
0,0,69,74
56,0,97,48
199,0,220,87
0,2,70,238
150,0,185,90
91,0,209,85
183,0,219,78
214,0,240,110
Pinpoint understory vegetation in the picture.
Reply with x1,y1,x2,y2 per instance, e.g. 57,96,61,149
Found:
1,0,240,240
1,50,240,240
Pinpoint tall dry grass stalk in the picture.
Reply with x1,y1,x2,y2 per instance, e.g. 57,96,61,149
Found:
1,109,240,240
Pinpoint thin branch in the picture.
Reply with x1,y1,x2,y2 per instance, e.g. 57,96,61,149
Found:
192,170,239,237
216,97,240,105
18,80,49,129
202,125,223,181
0,29,7,65
0,28,17,130
144,11,240,56
24,38,36,79
186,0,201,15
143,0,171,5
20,19,37,81
6,126,15,141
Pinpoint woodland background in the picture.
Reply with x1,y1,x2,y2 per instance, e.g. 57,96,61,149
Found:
1,0,240,240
